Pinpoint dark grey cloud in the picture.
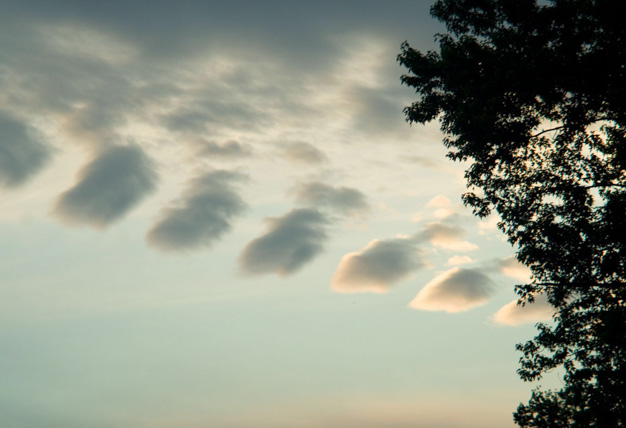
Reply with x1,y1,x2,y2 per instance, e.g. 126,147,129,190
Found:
0,0,442,159
0,21,138,148
0,112,52,187
331,237,424,293
163,98,270,136
0,1,439,67
0,0,440,171
348,85,412,138
409,267,494,313
291,181,369,215
192,140,252,159
146,170,247,252
280,142,327,165
53,144,157,228
239,208,329,276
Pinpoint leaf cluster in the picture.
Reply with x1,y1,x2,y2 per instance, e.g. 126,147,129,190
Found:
399,1,626,426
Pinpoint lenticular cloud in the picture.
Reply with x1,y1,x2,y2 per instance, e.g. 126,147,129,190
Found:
0,112,52,188
493,293,553,326
331,237,424,293
409,267,493,313
497,256,532,282
53,144,157,228
239,208,329,276
146,170,247,252
291,181,369,216
420,222,478,252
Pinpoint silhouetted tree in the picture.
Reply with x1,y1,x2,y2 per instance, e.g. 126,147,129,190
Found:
398,1,626,426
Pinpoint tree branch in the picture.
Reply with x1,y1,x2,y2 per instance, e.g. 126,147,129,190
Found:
531,125,565,138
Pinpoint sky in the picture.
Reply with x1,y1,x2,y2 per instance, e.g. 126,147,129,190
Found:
0,1,557,427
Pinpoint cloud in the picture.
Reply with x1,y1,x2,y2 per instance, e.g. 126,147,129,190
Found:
447,255,474,265
52,144,157,228
409,267,493,313
496,256,532,282
192,140,252,159
280,142,327,165
0,112,52,187
163,100,269,135
346,84,408,137
60,89,131,147
239,208,329,276
2,1,434,64
146,170,247,252
426,194,455,219
420,222,478,252
478,215,501,234
331,237,424,294
426,195,452,208
402,155,444,170
290,181,369,215
493,293,553,326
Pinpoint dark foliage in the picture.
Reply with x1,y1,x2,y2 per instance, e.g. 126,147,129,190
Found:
398,1,626,426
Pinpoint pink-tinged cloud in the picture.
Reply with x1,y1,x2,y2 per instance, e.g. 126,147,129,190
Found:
421,222,478,252
497,256,532,282
426,195,452,208
447,255,473,265
331,237,424,294
409,267,493,313
493,293,553,326
426,194,455,218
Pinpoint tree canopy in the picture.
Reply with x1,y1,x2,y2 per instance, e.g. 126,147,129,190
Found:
398,0,626,426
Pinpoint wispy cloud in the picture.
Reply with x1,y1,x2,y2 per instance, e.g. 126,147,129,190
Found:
191,139,252,159
163,100,269,136
291,181,369,216
239,208,329,276
146,170,247,252
331,237,424,293
345,84,408,137
402,155,445,170
52,144,157,228
0,112,52,188
409,267,493,313
280,142,327,165
493,293,553,326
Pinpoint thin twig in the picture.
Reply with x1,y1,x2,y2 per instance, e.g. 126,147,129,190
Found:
531,125,565,138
